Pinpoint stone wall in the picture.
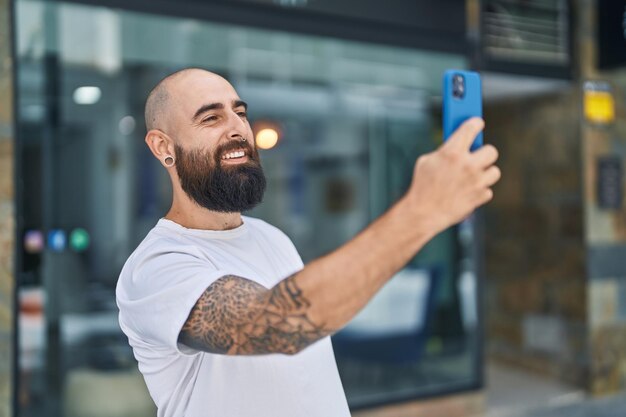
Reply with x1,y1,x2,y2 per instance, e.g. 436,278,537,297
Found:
582,77,626,394
482,0,626,395
483,90,587,387
578,0,626,396
0,0,14,415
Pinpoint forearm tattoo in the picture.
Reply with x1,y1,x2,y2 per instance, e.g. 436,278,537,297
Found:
179,275,333,355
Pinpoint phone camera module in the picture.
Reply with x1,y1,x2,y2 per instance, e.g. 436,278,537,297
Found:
452,74,465,98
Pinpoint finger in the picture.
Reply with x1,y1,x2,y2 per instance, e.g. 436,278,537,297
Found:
476,188,494,206
482,166,501,188
471,144,499,169
446,117,485,151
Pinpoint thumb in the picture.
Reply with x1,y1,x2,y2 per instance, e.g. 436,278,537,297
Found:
445,117,485,151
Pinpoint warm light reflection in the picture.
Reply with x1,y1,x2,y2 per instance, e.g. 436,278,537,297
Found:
256,128,279,149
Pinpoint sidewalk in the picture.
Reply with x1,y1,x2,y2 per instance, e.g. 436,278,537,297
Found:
486,394,626,417
484,363,626,417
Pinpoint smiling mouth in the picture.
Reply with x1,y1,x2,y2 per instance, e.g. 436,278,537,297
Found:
221,149,249,164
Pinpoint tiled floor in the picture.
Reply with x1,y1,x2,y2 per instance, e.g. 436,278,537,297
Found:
483,363,626,417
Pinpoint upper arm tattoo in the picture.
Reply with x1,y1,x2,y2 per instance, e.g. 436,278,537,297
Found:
178,275,333,355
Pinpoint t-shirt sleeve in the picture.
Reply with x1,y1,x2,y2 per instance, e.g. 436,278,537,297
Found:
117,242,226,355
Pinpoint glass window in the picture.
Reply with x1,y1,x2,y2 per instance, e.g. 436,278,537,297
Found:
15,1,479,415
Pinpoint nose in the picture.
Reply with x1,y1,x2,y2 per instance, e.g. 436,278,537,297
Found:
225,111,249,141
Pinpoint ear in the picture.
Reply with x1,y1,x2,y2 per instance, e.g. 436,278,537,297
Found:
145,129,176,168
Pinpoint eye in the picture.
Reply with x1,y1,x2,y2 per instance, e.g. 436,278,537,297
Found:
202,115,218,123
236,111,248,119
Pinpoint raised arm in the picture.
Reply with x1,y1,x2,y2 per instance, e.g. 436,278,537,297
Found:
179,118,500,356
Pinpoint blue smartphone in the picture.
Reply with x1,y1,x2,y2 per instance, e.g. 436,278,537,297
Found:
443,70,483,151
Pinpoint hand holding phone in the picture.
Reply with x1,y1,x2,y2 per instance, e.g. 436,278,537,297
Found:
443,70,483,151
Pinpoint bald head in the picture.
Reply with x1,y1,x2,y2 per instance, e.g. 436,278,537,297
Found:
144,68,227,132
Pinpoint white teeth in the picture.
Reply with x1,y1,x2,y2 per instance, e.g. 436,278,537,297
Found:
222,151,245,160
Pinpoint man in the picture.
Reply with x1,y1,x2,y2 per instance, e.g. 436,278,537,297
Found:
116,68,500,417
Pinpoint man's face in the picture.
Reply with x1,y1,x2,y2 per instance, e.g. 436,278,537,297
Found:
168,71,266,213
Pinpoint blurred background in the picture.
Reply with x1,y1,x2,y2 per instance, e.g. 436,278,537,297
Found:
1,0,626,416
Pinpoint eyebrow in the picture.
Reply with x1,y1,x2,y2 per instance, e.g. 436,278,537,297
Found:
192,100,248,122
234,100,248,111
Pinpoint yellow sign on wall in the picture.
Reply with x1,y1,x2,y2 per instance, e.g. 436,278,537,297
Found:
584,82,615,124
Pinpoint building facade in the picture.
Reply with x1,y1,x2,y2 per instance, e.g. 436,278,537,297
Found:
3,1,626,417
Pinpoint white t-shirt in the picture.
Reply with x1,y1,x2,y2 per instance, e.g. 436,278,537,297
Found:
116,217,351,417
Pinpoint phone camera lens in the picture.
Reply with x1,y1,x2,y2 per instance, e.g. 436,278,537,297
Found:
452,74,465,98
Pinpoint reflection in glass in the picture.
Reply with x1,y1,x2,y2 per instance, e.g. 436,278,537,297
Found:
15,0,477,415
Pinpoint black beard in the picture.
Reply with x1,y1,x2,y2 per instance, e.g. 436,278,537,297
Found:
174,141,266,213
